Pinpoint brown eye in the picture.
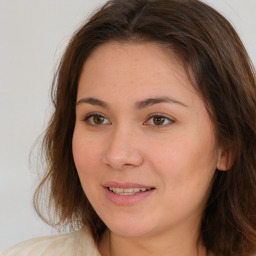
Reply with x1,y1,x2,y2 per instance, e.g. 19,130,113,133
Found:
145,115,174,127
93,115,105,124
152,116,165,125
83,113,111,125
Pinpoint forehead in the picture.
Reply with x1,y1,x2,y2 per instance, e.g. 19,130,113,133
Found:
82,41,184,73
78,41,197,98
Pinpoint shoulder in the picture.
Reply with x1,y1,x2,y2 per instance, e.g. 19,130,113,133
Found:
1,226,101,256
1,233,75,256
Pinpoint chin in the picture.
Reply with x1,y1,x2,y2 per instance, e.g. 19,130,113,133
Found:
104,217,157,238
110,226,152,238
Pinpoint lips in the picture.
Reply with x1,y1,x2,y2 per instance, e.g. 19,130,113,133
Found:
108,187,152,195
103,182,155,205
104,181,154,189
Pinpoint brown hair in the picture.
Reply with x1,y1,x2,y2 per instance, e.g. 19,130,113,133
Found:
34,0,256,255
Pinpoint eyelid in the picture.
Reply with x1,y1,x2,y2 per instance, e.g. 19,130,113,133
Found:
81,112,111,125
80,112,174,127
144,113,175,126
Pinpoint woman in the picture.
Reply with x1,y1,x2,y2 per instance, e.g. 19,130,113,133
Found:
3,0,256,255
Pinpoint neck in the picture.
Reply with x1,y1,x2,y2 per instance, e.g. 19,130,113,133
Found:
99,227,208,256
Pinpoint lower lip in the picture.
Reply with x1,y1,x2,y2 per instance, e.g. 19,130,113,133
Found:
104,187,155,206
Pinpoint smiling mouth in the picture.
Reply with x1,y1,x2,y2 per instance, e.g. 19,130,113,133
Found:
107,187,154,196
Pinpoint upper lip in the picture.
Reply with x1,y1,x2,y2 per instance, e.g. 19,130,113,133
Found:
104,181,155,189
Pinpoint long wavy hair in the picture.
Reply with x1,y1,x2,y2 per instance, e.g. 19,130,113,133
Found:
33,0,256,255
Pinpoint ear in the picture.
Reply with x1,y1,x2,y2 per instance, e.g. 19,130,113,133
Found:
217,148,233,171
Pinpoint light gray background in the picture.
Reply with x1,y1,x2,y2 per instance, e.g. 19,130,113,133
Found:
0,0,255,252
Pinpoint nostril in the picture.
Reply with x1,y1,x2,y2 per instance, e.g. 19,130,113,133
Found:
102,150,144,170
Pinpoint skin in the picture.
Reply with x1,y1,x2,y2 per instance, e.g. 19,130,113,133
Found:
72,42,228,256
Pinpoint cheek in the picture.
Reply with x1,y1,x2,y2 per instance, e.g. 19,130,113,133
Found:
148,137,217,213
145,130,218,187
72,129,104,202
72,128,101,177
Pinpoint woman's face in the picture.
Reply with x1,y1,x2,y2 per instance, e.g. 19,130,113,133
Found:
73,42,224,238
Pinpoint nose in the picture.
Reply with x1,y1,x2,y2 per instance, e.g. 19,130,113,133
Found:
102,125,144,170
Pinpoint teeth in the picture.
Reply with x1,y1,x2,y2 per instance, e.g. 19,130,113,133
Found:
108,187,150,195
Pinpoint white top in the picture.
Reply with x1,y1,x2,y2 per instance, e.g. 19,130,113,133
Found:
2,227,219,256
1,227,101,256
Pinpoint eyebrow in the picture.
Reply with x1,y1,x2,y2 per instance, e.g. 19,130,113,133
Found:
76,96,187,109
135,96,187,109
76,97,109,108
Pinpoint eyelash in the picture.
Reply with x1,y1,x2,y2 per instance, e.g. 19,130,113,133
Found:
82,112,174,127
82,112,111,126
144,113,174,127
